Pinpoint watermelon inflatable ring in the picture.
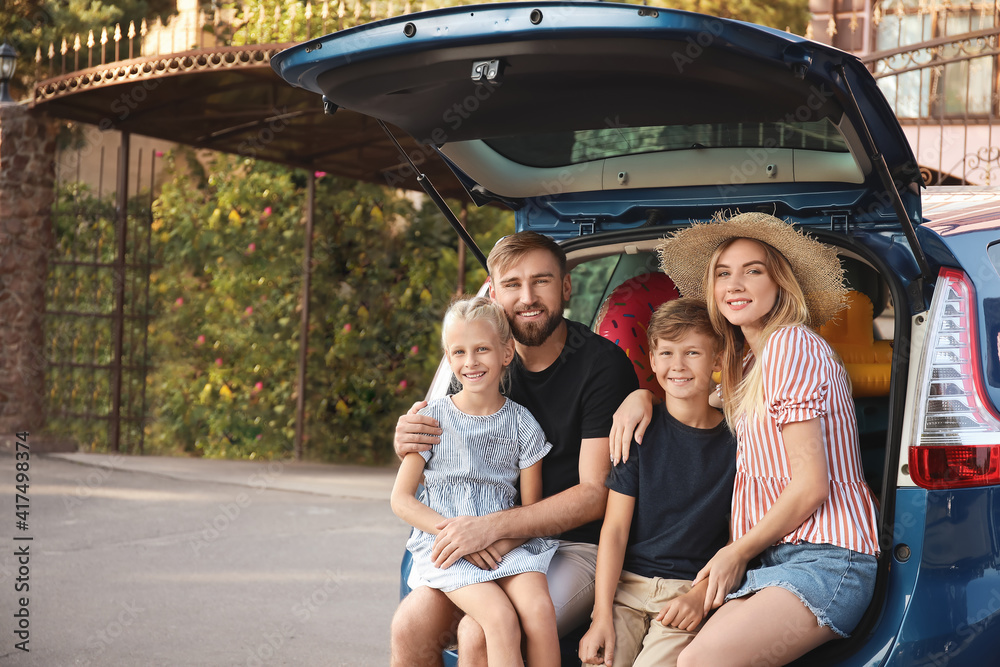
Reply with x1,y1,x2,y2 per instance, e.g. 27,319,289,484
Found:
595,273,680,399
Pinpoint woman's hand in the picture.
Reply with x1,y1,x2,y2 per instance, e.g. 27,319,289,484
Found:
610,389,655,464
693,543,750,613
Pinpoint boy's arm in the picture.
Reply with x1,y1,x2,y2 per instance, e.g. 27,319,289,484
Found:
591,490,634,621
579,490,634,666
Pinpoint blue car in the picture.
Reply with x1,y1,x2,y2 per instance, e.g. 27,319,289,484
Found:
273,4,1000,664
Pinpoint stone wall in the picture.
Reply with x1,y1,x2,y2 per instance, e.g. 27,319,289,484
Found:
0,104,56,436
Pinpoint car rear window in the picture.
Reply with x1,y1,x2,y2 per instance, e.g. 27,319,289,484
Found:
485,120,850,168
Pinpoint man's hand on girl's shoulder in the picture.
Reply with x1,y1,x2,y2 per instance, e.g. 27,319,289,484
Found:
393,401,443,459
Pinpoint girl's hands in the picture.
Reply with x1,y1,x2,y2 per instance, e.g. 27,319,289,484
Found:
693,543,750,613
610,389,655,464
578,617,616,666
463,543,504,570
463,538,522,570
655,590,705,632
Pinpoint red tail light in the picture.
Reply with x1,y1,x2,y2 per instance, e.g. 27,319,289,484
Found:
908,268,1000,489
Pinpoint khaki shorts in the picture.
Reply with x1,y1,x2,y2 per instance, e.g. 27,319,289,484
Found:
606,570,699,667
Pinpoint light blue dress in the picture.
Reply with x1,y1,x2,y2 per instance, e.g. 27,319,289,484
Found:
405,396,558,593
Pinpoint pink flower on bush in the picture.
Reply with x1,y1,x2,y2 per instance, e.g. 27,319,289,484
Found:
174,297,184,308
247,243,256,254
262,207,272,218
256,434,263,440
399,380,408,390
254,382,264,393
196,335,205,347
343,323,352,332
155,150,164,158
314,171,327,178
410,345,419,356
245,306,253,316
215,358,223,367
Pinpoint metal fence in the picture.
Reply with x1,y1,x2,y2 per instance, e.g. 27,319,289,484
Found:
45,137,156,453
31,0,441,81
864,1,1000,185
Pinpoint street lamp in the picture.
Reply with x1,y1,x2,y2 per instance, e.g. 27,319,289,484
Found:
0,42,17,104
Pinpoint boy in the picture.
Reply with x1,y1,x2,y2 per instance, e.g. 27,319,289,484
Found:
579,297,737,667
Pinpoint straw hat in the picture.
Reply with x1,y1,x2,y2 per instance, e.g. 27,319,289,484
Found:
657,211,847,328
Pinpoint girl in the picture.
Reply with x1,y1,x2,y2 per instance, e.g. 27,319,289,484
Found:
390,296,560,667
617,212,880,666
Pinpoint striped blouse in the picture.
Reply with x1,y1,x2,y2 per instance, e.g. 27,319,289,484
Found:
732,325,880,556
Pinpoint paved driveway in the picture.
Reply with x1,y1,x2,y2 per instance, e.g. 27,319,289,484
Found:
0,452,404,666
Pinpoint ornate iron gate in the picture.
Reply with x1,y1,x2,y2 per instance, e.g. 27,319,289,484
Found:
45,133,155,453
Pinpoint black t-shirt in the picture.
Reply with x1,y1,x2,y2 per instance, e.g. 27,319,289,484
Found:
606,404,736,580
506,319,638,544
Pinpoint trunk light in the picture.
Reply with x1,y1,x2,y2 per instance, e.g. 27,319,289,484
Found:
909,268,1000,489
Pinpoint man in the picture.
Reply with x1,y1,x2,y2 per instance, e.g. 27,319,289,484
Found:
391,231,638,666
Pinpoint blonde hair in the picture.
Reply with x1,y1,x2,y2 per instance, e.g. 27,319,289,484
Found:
441,296,514,391
705,238,810,426
487,231,567,280
647,297,722,352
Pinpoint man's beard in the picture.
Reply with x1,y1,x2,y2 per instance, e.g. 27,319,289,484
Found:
510,305,564,347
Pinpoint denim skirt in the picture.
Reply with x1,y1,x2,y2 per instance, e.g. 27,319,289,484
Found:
726,542,878,638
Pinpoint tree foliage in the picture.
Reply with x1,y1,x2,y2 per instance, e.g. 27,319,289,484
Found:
662,0,809,34
146,153,512,462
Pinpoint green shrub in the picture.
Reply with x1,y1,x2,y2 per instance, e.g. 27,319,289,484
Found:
145,152,512,462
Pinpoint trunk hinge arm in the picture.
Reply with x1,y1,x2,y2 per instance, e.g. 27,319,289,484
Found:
834,65,934,297
377,119,489,272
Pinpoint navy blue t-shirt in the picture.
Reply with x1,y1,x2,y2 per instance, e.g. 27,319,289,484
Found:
606,404,736,580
